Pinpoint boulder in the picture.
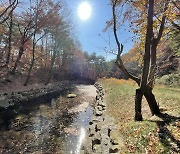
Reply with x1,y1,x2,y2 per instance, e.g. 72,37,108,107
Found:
94,108,103,116
88,124,96,137
67,93,77,98
109,145,119,153
0,96,9,108
95,123,102,132
98,100,106,107
96,105,103,111
111,139,119,145
21,91,30,97
93,144,102,153
101,134,110,146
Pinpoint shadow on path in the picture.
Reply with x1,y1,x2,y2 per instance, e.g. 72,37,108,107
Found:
148,113,180,152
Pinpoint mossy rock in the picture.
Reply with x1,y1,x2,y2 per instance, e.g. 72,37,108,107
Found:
67,93,77,98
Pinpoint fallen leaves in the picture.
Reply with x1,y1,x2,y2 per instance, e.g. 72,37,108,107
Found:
99,78,180,153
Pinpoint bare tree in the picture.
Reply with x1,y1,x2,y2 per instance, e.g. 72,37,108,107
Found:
24,0,47,86
11,18,35,74
24,31,47,86
5,0,15,65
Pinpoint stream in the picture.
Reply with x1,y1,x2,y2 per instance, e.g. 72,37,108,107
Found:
0,85,96,154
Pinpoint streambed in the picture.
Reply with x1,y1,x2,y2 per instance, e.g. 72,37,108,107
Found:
0,85,96,154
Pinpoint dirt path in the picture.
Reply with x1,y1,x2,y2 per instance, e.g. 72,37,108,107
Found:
76,84,96,101
68,85,96,114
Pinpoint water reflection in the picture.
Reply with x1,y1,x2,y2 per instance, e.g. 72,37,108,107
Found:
0,92,93,154
76,127,86,154
63,102,93,153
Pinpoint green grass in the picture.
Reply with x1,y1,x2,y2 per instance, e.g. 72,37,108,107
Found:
154,85,180,116
99,78,180,153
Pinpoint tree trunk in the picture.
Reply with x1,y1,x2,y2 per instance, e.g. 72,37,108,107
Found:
61,51,68,76
144,89,160,115
6,5,13,65
24,33,36,86
45,60,54,85
11,45,24,74
135,89,143,121
140,0,154,90
148,42,157,87
24,47,35,86
45,49,56,85
24,61,33,86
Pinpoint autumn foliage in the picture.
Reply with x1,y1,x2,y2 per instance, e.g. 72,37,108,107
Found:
0,0,111,86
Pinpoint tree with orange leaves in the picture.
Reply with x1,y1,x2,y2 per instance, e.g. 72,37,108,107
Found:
110,0,179,121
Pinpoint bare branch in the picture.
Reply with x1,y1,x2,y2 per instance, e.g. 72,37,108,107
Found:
155,1,169,45
112,0,140,85
0,0,18,24
149,1,169,87
116,48,141,85
155,16,166,45
112,0,121,55
171,21,180,31
35,32,48,44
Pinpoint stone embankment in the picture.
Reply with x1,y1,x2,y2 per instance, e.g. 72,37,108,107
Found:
0,81,71,109
82,83,120,154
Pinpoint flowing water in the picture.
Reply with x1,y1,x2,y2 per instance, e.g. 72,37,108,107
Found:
0,85,96,154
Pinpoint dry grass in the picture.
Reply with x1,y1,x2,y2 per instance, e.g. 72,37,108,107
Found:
99,78,180,153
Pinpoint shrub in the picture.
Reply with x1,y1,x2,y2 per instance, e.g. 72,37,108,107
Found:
156,73,180,86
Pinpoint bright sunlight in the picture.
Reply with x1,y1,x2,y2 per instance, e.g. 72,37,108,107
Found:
78,1,92,21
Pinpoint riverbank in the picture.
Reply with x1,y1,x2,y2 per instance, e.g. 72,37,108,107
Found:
82,82,120,153
0,80,73,108
0,76,95,108
0,74,95,94
99,78,180,153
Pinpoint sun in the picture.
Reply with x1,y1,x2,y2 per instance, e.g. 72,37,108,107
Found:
78,1,92,21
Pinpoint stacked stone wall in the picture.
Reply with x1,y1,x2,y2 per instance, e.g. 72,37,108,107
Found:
0,81,71,109
82,83,120,154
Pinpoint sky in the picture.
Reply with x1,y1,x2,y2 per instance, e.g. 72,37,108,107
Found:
67,0,135,60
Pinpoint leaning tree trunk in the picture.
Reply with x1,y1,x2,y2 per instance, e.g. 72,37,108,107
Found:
11,45,24,74
144,88,160,115
135,88,160,121
135,89,143,121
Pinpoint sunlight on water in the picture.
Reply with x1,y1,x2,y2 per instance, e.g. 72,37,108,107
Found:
75,127,86,154
0,86,95,153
